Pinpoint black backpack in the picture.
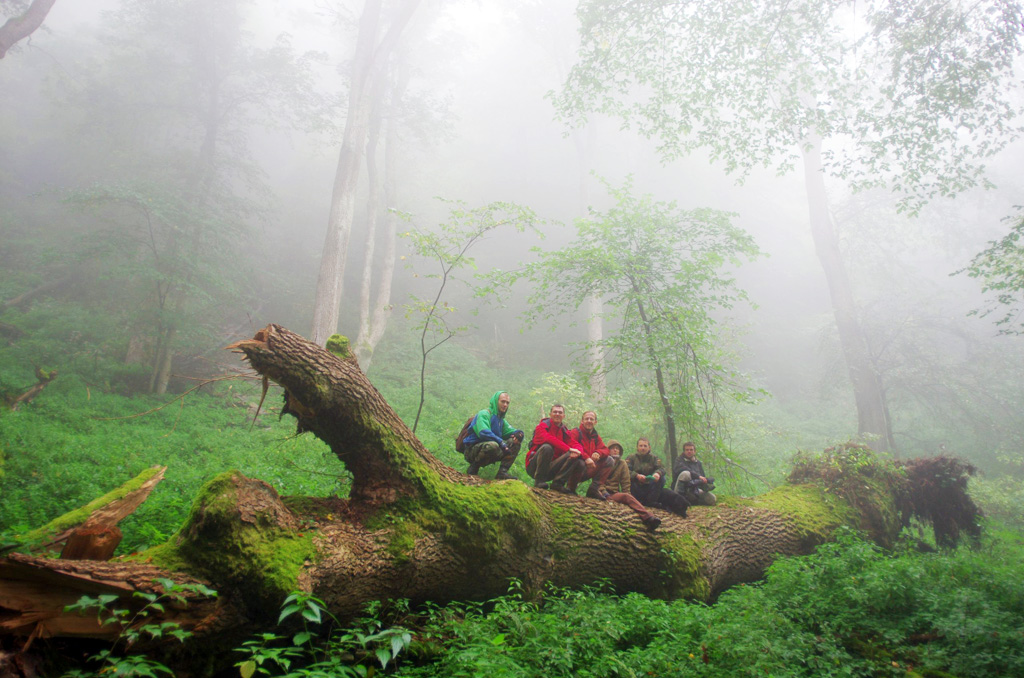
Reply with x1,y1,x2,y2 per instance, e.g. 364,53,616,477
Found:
454,414,476,453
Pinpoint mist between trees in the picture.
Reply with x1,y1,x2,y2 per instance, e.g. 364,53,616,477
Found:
2,0,1024,532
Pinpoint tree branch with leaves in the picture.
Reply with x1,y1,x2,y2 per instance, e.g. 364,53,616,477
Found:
401,201,539,432
507,177,761,469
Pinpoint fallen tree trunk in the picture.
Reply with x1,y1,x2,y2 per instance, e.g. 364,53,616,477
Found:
0,325,979,668
6,368,57,411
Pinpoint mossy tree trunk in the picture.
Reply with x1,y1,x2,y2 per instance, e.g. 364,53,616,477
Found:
0,325,969,664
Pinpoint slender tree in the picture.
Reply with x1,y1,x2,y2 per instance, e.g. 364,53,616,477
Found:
402,201,539,432
59,0,322,393
515,178,761,467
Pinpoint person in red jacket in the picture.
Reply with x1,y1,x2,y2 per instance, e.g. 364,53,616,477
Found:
525,403,584,493
569,410,611,496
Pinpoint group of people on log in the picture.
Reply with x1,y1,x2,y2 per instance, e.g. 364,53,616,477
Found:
458,390,717,532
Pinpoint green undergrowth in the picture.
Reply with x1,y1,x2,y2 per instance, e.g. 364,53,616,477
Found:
0,374,344,554
388,527,1024,678
970,475,1024,531
18,465,165,547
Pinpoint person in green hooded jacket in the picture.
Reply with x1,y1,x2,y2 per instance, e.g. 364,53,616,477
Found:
461,391,525,480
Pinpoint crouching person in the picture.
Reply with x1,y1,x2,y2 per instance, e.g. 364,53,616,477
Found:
672,441,717,506
462,391,524,480
626,437,689,517
591,439,662,531
525,403,585,493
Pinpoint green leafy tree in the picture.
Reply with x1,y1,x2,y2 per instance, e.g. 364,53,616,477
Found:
401,201,539,433
555,0,1024,451
962,211,1024,334
514,178,760,466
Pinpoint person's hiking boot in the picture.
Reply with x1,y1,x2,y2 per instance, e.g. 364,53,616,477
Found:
534,481,550,490
551,482,575,495
495,466,519,481
466,462,481,476
642,515,662,531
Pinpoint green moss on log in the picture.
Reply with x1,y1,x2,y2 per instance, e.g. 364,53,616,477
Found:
142,472,315,608
20,465,165,544
741,483,856,547
349,408,544,563
788,443,905,547
658,533,708,599
326,334,352,360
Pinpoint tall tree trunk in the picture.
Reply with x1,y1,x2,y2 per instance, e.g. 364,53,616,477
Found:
353,95,384,361
354,65,407,368
585,294,605,400
802,137,896,453
151,326,175,395
311,0,421,346
634,291,679,466
0,324,977,673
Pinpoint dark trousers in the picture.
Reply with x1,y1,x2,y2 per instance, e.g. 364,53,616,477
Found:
527,444,585,489
465,437,521,469
585,461,616,499
630,474,689,516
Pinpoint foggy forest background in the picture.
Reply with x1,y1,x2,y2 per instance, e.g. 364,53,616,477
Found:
2,0,1024,674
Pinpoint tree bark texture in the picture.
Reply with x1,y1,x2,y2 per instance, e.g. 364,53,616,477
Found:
1,325,959,664
802,137,896,452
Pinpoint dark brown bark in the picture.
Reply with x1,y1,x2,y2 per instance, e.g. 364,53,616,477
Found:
60,526,123,561
0,0,56,59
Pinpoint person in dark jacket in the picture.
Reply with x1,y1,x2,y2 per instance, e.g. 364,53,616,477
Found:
525,404,584,493
625,437,688,517
672,441,717,506
461,391,524,480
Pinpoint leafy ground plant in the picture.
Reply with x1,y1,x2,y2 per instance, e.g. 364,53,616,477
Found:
389,528,1024,678
234,594,413,678
62,578,216,678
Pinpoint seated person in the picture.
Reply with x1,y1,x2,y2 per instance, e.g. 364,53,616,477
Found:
590,439,661,531
525,404,585,493
672,441,717,506
570,410,610,487
461,391,524,480
625,437,688,517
